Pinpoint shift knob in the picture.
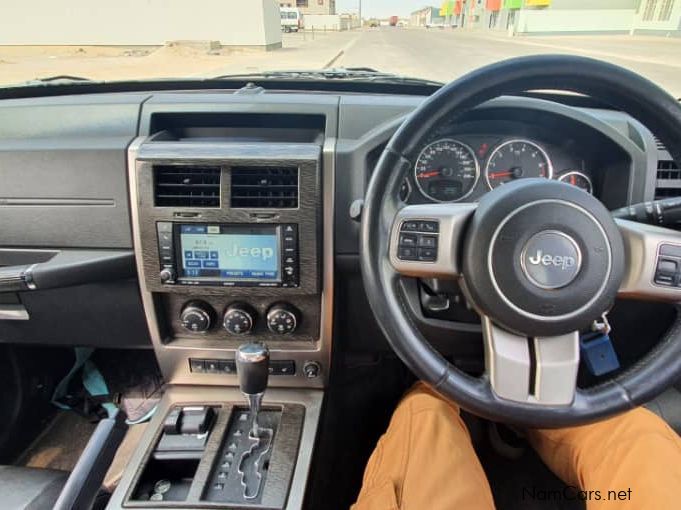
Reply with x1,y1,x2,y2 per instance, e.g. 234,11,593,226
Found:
236,342,270,395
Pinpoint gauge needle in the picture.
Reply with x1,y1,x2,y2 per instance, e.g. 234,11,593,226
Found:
571,175,576,185
418,170,440,179
488,170,514,179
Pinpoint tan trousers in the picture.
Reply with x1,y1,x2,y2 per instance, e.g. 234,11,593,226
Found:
352,383,681,510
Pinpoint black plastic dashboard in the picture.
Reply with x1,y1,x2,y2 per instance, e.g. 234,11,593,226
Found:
0,87,664,354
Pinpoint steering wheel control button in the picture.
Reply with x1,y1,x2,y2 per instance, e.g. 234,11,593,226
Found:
266,303,300,334
520,231,582,289
398,220,440,262
417,235,438,248
398,246,418,261
399,233,417,246
654,256,680,286
418,221,439,233
223,303,256,335
418,248,437,261
401,221,420,231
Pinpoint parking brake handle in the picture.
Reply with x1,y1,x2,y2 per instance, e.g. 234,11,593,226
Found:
236,342,270,437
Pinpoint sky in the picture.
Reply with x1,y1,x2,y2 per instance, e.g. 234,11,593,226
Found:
335,0,432,18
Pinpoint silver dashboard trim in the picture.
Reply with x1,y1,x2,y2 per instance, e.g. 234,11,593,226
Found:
127,136,334,389
105,386,323,510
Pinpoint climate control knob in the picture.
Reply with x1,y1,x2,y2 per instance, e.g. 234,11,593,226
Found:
223,303,256,335
266,303,300,335
180,301,214,333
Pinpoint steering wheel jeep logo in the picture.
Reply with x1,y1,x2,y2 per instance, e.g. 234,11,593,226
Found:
521,231,582,289
527,250,577,271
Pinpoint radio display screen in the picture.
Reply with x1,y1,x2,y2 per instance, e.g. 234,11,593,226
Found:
178,224,280,281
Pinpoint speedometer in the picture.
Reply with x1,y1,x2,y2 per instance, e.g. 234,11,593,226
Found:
485,139,552,189
414,139,479,202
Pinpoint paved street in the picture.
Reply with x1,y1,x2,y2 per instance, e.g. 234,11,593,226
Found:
333,28,681,96
2,27,681,97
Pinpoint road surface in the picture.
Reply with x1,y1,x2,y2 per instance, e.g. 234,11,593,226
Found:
333,27,681,97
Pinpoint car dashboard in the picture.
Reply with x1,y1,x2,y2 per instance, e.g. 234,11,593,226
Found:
0,87,670,380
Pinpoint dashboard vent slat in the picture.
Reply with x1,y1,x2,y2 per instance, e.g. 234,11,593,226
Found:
655,158,681,200
154,166,221,208
230,167,299,208
653,136,667,151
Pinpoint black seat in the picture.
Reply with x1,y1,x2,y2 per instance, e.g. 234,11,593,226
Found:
0,466,68,510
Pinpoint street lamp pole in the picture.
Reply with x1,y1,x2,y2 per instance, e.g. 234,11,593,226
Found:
358,0,362,25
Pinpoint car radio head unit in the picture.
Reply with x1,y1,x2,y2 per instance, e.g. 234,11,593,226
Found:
157,222,299,288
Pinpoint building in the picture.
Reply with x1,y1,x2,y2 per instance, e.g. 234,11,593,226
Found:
1,0,283,49
633,0,681,36
279,0,336,15
410,6,447,27
456,0,681,37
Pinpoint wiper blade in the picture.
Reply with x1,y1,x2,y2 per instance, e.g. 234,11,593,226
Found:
213,68,443,87
31,75,93,83
3,75,100,88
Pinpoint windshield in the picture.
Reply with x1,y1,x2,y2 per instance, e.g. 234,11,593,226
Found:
2,1,680,97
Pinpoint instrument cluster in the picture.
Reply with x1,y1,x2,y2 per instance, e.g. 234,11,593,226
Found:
403,135,594,203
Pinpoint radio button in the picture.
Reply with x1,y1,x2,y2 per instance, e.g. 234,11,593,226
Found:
160,267,177,283
157,222,173,233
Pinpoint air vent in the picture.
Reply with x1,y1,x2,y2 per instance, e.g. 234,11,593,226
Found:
154,166,221,208
653,136,667,151
655,159,681,199
230,167,299,208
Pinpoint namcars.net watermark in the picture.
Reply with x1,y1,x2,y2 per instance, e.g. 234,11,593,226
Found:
522,486,632,503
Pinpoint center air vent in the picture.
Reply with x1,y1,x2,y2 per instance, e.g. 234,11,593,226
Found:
230,167,299,208
154,165,221,208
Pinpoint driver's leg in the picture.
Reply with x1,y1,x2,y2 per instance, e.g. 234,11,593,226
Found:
352,382,495,510
527,407,681,509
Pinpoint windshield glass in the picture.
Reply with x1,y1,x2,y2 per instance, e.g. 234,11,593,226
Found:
2,1,680,97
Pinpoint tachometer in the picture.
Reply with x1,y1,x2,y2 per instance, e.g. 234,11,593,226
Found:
558,171,593,194
485,139,552,189
414,139,479,202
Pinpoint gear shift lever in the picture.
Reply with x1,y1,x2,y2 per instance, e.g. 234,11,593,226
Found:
236,342,269,437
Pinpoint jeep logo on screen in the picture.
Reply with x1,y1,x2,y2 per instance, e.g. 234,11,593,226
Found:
520,231,582,289
225,245,274,261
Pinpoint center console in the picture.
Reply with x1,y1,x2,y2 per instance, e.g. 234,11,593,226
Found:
108,108,335,510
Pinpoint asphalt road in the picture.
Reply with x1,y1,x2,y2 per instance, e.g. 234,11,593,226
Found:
333,27,681,97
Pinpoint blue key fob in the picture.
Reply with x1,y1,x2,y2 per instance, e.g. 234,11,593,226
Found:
580,332,620,377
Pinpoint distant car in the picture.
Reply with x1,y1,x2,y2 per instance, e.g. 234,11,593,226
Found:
369,19,379,28
280,7,302,33
389,16,398,27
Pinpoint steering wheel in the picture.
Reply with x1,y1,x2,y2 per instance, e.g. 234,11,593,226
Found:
360,55,681,428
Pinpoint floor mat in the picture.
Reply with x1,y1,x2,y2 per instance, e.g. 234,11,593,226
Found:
14,411,97,471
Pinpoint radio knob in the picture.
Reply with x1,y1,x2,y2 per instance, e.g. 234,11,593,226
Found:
160,267,176,283
266,303,300,335
180,301,214,333
223,303,256,335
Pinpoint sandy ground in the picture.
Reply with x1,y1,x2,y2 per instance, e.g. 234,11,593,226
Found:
0,31,354,85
